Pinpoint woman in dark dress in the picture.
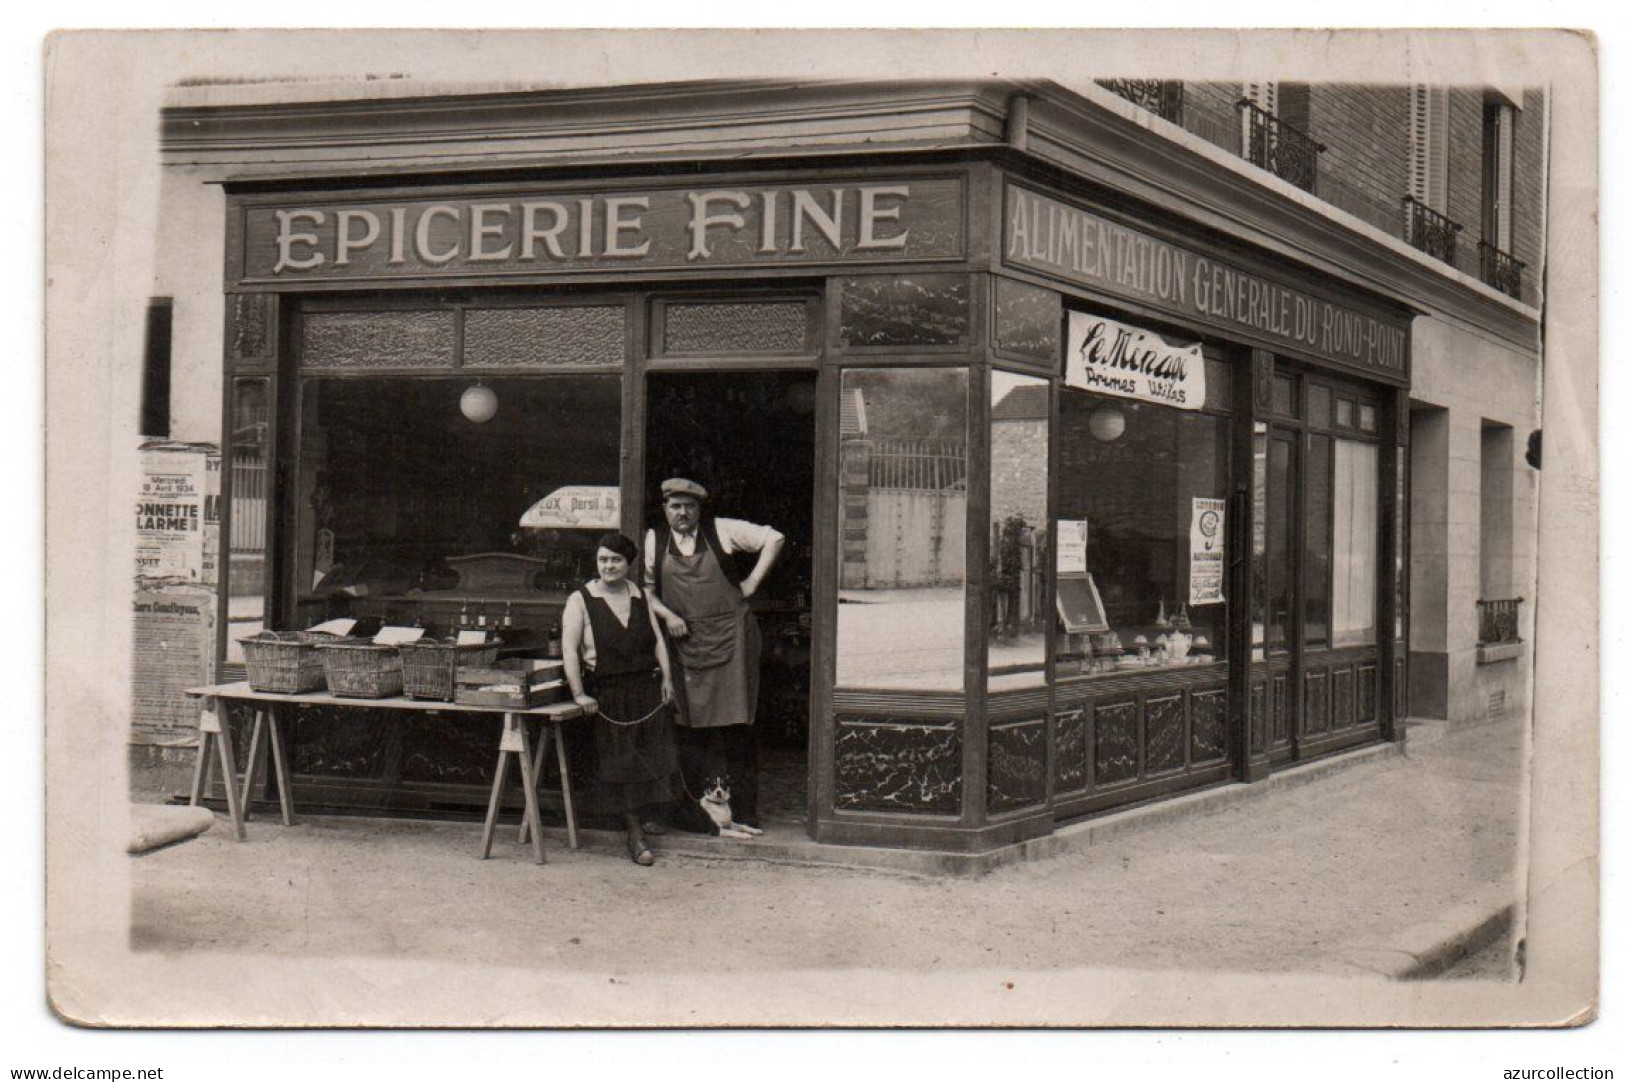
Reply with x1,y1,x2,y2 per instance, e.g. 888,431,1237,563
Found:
561,532,681,866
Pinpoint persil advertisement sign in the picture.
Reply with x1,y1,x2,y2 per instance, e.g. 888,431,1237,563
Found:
1065,312,1206,411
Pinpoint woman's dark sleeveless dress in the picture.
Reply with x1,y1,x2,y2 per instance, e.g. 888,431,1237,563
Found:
578,585,680,813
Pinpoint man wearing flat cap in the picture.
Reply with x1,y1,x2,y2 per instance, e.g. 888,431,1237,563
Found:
645,477,784,829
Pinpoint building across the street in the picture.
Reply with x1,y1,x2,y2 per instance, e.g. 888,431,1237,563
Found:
142,76,1543,854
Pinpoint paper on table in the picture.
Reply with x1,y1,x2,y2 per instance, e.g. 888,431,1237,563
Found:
456,629,489,646
306,618,357,637
373,626,427,645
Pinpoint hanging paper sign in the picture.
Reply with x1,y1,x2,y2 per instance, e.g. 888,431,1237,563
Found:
1056,518,1088,574
519,485,621,529
1189,497,1226,606
1066,312,1206,411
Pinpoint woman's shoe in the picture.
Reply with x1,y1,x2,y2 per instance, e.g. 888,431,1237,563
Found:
640,819,667,836
627,836,655,866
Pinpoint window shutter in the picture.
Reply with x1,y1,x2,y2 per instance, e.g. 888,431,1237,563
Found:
1244,81,1278,114
1410,86,1450,211
1242,81,1278,157
1426,89,1451,211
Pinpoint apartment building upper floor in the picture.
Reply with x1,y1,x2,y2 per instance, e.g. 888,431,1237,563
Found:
1097,80,1545,307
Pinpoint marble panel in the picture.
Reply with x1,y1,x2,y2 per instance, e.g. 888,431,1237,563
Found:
1094,700,1140,786
834,718,962,815
1145,694,1186,774
288,704,392,778
1191,689,1229,763
994,277,1060,365
837,274,971,348
1054,706,1090,793
398,712,504,785
228,293,276,368
988,721,1047,813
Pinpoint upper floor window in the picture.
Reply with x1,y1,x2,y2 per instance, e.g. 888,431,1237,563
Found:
1478,93,1523,298
1482,94,1517,252
1409,85,1451,212
1404,86,1463,265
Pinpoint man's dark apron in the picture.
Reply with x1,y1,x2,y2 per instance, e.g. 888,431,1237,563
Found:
660,534,760,730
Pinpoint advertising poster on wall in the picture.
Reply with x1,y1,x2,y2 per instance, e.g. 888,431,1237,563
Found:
135,442,220,584
1189,496,1226,605
133,442,221,742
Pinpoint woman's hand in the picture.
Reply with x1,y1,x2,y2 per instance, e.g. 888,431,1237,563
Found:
572,693,598,715
660,676,675,704
661,611,689,638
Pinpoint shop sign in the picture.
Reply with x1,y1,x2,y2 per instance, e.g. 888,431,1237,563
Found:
519,485,621,529
1066,312,1206,410
1189,497,1226,606
235,177,965,285
1006,185,1409,380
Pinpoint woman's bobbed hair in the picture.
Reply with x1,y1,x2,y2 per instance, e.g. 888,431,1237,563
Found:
596,532,640,564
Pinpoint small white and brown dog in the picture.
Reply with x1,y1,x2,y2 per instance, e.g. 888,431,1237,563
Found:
698,777,763,839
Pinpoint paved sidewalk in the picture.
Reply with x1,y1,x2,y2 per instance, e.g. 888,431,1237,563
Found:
130,715,1523,982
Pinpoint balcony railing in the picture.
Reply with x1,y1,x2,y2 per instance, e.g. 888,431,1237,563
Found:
1478,241,1525,300
1477,598,1523,646
1402,195,1464,266
1099,79,1184,124
1237,99,1326,194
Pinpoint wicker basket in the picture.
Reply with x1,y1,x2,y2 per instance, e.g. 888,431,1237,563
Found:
397,639,501,701
315,640,404,699
238,631,334,694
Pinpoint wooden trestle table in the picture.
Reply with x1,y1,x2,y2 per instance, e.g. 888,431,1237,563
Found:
183,682,585,864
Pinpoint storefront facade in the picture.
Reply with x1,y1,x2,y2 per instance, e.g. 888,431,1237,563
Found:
152,78,1522,855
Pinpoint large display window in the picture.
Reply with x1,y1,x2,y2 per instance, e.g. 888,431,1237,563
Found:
835,366,969,691
1054,386,1231,678
988,370,1050,690
290,375,621,631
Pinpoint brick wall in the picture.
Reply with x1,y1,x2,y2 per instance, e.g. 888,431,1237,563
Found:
1120,79,1545,305
1307,84,1412,238
990,419,1048,527
1181,81,1243,157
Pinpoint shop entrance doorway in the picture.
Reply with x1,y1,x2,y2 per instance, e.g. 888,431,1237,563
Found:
643,371,818,833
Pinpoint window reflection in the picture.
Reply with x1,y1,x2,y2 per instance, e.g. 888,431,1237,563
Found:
989,371,1049,690
836,367,969,690
225,379,270,664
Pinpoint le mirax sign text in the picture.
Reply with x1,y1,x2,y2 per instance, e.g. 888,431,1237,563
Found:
235,177,965,285
1006,185,1409,380
1067,312,1206,410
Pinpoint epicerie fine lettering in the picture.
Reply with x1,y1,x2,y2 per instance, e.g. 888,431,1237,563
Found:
270,185,913,274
